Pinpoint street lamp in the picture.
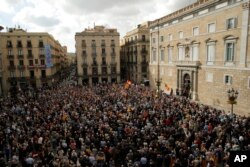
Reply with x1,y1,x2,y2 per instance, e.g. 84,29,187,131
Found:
227,88,239,116
155,19,161,97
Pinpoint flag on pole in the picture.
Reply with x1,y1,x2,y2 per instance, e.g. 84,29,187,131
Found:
164,83,171,95
124,80,132,89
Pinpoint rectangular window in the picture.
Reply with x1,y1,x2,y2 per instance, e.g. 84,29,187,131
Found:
29,60,33,66
192,45,199,61
82,40,86,47
20,71,25,77
208,23,215,33
92,67,98,75
28,49,32,56
18,49,23,55
10,71,15,77
160,36,164,42
30,70,34,78
226,42,234,61
111,67,116,74
193,27,199,36
91,40,96,47
168,47,173,63
83,68,88,75
41,59,45,65
102,67,107,74
160,49,164,62
178,47,184,60
39,49,44,55
39,40,44,48
111,39,115,46
7,40,12,47
41,70,46,78
227,18,237,29
225,75,232,85
19,60,24,66
17,40,22,48
179,31,183,39
9,60,14,66
35,59,38,64
207,44,215,64
142,35,146,41
27,40,32,47
8,49,13,55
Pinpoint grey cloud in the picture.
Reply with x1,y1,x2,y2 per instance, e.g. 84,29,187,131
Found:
26,16,60,27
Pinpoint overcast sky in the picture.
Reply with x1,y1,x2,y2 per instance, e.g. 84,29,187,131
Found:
0,0,196,52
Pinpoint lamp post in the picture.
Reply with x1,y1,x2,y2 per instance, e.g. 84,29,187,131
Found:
155,19,161,97
227,88,239,116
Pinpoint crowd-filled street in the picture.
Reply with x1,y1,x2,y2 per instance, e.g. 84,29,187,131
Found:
0,67,249,167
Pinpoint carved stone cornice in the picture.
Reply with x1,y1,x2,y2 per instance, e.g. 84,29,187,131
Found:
242,2,250,10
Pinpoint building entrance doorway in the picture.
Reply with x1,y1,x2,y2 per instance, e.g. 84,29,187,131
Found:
182,73,191,98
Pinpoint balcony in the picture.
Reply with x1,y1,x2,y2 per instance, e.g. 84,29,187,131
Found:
8,65,16,70
101,43,106,47
101,52,106,57
91,44,96,47
134,50,138,55
39,44,44,48
6,44,13,48
27,65,35,69
27,54,33,59
175,60,201,67
38,65,46,69
111,52,116,57
17,65,25,70
92,53,97,57
111,43,115,47
39,54,45,59
18,55,24,59
7,55,14,59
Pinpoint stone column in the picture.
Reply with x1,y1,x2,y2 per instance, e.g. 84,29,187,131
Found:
239,2,249,67
192,69,198,100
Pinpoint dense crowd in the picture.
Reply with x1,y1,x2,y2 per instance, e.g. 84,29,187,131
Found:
0,76,249,166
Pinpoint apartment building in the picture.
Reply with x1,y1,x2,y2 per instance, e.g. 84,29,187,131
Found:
120,22,151,84
0,27,66,95
75,26,120,85
149,0,250,115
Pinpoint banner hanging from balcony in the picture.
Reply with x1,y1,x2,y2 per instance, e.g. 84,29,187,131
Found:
45,44,53,68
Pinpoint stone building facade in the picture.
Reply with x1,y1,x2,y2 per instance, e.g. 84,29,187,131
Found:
75,26,120,85
120,22,151,84
149,0,250,115
0,27,66,95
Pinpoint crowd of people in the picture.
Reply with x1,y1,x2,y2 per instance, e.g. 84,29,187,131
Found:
0,69,249,167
